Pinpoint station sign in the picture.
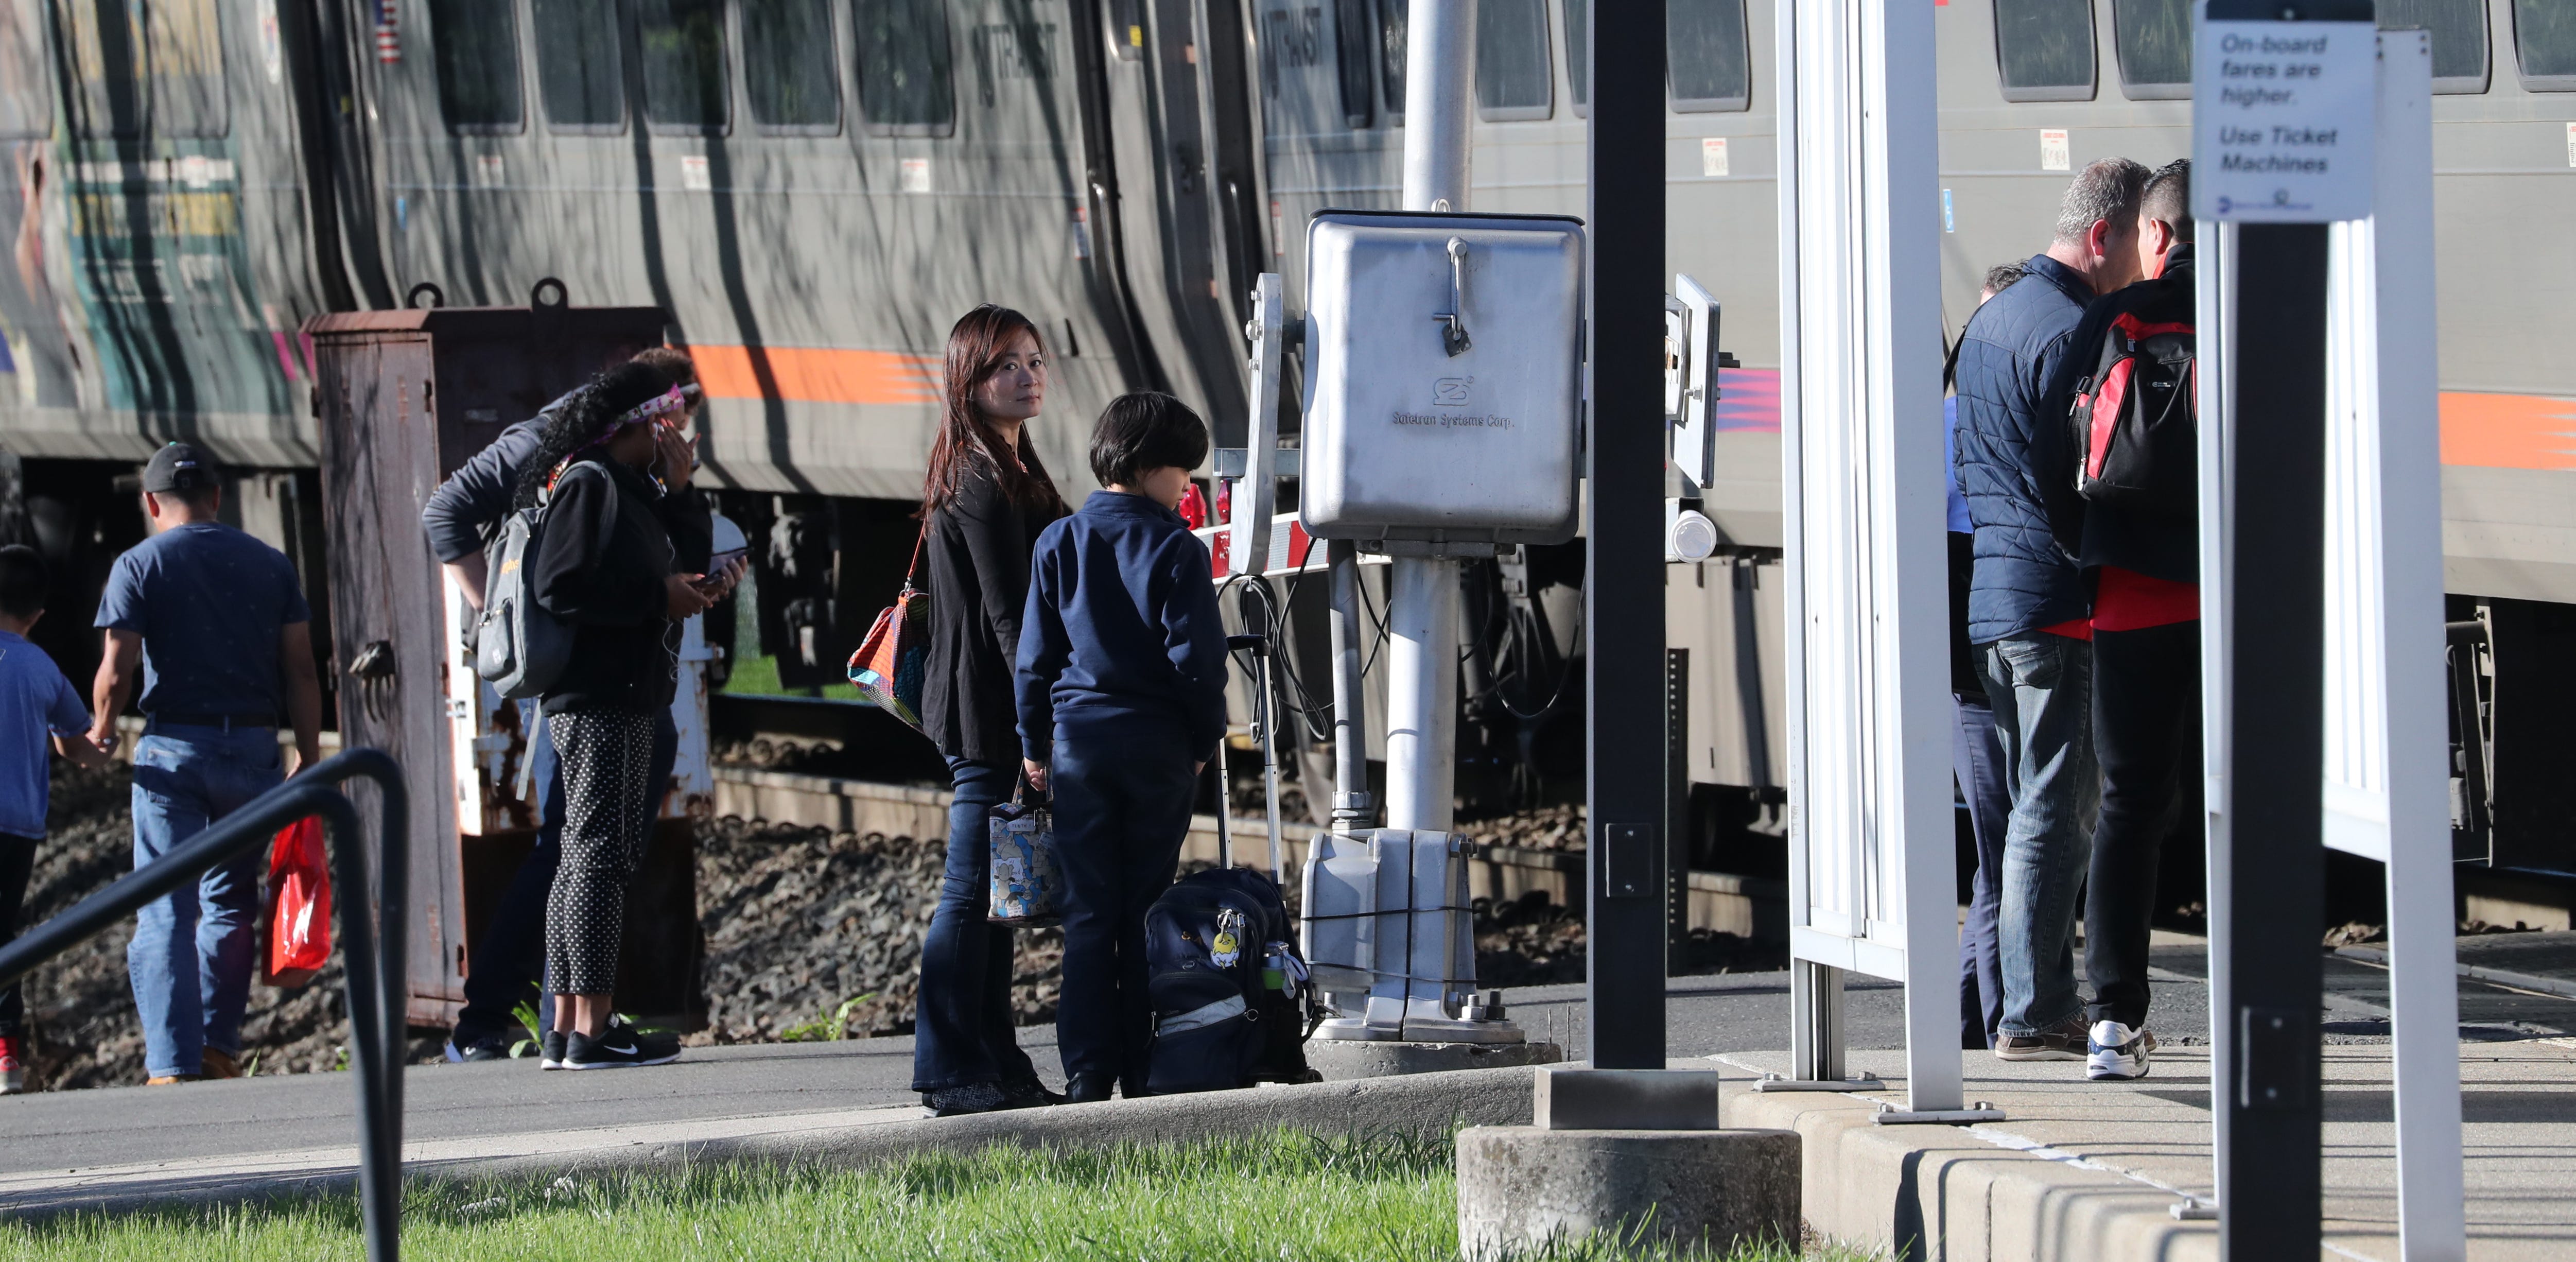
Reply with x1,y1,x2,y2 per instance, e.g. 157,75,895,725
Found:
2192,0,2378,223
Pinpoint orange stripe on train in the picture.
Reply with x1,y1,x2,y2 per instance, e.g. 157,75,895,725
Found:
686,344,2572,474
687,344,942,406
2440,392,2576,473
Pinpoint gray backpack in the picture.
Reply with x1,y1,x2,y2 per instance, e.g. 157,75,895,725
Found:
473,463,598,699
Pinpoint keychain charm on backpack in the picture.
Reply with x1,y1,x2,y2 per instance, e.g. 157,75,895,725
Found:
1210,908,1244,970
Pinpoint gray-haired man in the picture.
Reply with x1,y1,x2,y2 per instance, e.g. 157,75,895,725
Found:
1951,157,2150,1061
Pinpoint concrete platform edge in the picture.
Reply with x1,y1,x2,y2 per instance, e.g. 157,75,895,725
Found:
1714,1060,2217,1262
1,1064,1543,1223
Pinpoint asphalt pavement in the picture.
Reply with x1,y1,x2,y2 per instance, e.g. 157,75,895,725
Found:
11,932,2576,1183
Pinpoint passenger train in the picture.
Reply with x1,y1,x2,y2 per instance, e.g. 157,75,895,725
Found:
1,0,2570,885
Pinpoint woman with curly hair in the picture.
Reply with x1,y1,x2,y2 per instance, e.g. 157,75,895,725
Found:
521,359,713,1069
913,305,1070,1115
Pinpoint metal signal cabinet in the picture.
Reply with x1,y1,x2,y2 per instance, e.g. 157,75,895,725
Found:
1299,211,1586,548
303,296,691,1028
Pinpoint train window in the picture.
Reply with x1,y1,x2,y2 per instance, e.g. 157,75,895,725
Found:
533,0,626,131
1377,0,1405,115
2112,0,2188,99
640,0,730,131
0,2,47,139
1564,0,1587,112
1992,0,2095,103
1109,0,1144,62
2512,0,2575,90
745,0,842,130
63,0,229,138
429,0,526,132
1667,0,1750,112
2378,0,2487,91
854,0,958,133
1334,0,1374,127
1474,0,1552,120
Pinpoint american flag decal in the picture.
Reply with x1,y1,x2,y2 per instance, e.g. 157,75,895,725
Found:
375,0,399,62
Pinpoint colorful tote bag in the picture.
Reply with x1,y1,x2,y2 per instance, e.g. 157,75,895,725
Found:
848,528,931,732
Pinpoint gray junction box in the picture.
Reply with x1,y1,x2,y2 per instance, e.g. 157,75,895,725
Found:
1300,211,1586,549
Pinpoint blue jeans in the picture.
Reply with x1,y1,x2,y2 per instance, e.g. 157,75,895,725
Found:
1952,693,2011,1049
129,726,283,1078
1979,636,2099,1038
452,705,677,1044
912,757,1039,1092
1050,730,1195,1090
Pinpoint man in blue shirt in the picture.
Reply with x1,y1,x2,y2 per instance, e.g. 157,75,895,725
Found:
1015,393,1228,1102
1951,157,2148,1062
90,442,324,1084
0,545,111,1093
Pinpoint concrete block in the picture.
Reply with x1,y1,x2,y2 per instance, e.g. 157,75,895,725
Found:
1305,1039,1565,1081
1456,1126,1801,1260
1535,1065,1721,1130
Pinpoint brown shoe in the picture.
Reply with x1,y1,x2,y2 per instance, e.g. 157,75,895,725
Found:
201,1048,243,1079
1995,1013,2092,1061
145,1074,204,1086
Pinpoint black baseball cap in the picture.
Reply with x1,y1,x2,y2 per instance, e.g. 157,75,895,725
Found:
143,442,218,494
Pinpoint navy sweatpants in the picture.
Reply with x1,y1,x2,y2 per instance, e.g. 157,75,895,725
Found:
1049,729,1195,1091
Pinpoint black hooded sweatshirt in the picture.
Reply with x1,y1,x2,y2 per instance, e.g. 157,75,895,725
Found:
529,456,713,715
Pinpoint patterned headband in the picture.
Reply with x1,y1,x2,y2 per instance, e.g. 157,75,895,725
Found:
613,383,698,430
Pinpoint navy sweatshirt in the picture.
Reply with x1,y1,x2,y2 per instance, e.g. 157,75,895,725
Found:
1013,491,1229,763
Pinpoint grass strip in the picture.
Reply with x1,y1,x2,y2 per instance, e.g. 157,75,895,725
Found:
2,1129,1871,1261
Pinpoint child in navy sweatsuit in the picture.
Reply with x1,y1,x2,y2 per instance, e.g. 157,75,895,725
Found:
1014,392,1227,1102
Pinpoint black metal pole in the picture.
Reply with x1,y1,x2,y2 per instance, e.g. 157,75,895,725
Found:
2222,221,2328,1258
0,750,410,1261
1583,0,1668,1069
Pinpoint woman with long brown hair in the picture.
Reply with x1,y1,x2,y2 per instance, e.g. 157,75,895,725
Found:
913,305,1069,1115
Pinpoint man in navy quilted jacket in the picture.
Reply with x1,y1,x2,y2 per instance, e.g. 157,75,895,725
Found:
1951,157,2149,1063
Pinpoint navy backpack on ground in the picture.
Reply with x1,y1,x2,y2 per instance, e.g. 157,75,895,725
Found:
1140,868,1319,1095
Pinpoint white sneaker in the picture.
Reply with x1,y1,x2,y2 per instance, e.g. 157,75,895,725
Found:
2087,1021,2155,1081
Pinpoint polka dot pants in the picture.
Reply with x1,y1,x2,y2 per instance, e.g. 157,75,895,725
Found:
545,710,657,996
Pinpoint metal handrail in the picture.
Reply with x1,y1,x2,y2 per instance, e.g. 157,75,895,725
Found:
0,749,408,1261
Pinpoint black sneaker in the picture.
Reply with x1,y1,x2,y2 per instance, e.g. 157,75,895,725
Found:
444,1030,515,1064
923,1082,1009,1116
564,1021,682,1070
540,1030,569,1070
1000,1078,1065,1109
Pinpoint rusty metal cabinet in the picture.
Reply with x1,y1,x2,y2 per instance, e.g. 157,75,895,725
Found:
304,297,670,1026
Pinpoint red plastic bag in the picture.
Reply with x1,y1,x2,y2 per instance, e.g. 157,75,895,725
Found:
261,816,332,989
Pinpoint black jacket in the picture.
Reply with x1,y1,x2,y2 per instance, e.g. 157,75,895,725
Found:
1951,252,2096,642
529,458,713,715
921,460,1065,765
2043,245,2200,584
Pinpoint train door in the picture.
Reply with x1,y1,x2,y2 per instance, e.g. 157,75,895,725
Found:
1095,0,1252,433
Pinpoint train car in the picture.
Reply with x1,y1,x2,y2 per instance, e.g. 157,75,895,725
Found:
0,0,2569,891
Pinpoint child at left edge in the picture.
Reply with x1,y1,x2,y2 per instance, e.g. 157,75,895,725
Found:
0,544,115,1094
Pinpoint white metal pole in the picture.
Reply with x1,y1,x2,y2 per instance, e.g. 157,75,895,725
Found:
1383,560,1459,833
1861,0,1964,1118
2195,214,2240,1217
1774,0,1840,1085
1383,0,1473,837
1400,0,1474,214
2364,32,2465,1260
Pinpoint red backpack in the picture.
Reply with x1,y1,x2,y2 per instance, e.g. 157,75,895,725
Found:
2068,286,2197,520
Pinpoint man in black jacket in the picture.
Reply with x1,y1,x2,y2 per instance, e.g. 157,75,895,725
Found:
1953,157,2149,1062
2046,160,2199,1081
